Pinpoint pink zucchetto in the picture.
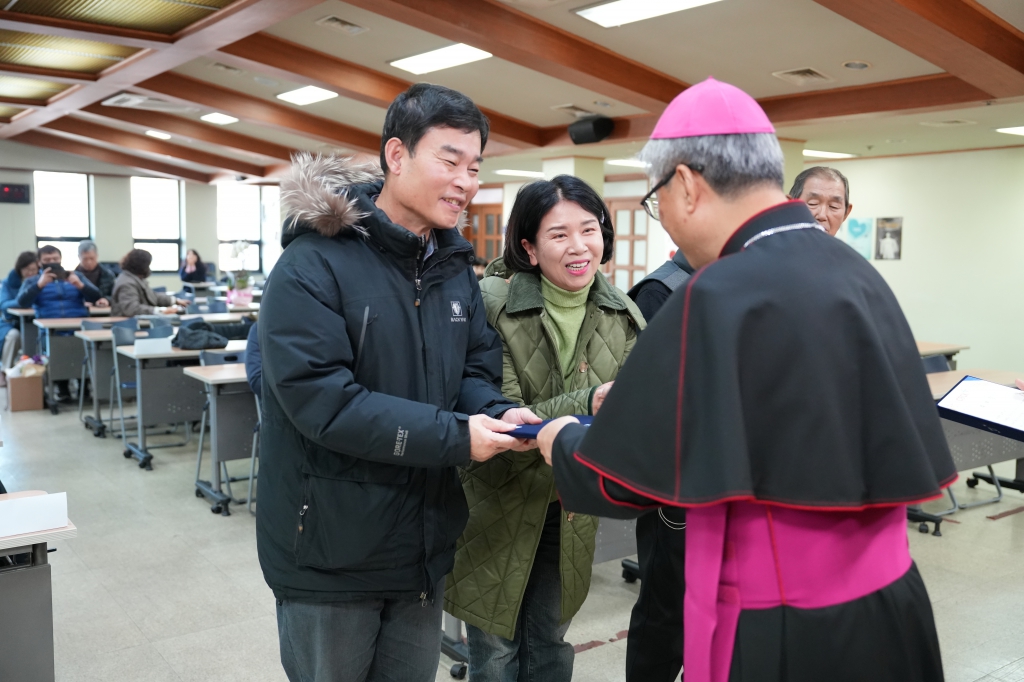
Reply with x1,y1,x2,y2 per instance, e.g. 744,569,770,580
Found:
650,77,775,140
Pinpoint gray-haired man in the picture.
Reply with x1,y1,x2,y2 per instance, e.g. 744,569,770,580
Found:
75,240,116,299
788,166,853,236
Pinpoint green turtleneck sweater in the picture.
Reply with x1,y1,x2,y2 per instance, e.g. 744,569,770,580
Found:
540,274,594,382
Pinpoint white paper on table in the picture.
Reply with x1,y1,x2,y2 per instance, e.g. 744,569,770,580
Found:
938,377,1024,432
0,492,68,538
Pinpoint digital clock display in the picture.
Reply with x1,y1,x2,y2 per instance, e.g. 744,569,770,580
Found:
0,184,30,203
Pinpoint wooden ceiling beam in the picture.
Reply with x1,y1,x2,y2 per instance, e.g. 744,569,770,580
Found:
813,0,1024,98
11,129,213,182
42,116,268,177
79,104,295,162
0,95,46,108
133,72,381,153
534,73,993,149
0,0,325,139
215,32,544,148
0,63,96,84
0,11,173,50
343,0,686,112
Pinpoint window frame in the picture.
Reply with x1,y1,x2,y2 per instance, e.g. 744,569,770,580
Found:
216,184,266,274
130,177,183,274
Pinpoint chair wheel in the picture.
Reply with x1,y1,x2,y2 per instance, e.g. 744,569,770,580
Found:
211,505,222,514
918,523,929,534
622,569,638,584
123,449,132,458
195,488,204,498
450,662,467,679
967,478,979,488
49,404,59,415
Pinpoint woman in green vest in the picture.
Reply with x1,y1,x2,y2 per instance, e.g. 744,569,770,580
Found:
445,175,645,681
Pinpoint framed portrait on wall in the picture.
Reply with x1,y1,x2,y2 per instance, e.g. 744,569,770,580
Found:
875,218,902,261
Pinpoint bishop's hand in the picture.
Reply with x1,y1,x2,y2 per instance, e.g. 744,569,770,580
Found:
538,416,580,466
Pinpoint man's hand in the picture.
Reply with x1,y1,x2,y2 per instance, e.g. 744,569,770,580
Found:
175,298,190,308
592,382,614,414
1016,378,1024,392
537,416,580,466
37,268,56,288
500,407,542,452
67,272,84,289
469,414,522,462
96,298,109,308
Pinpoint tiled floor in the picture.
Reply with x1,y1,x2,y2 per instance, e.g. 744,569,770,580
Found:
3,405,1024,681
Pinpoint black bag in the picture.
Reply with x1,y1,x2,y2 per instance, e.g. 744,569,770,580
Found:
173,321,228,350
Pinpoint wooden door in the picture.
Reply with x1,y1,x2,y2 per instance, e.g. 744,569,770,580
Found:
465,204,504,263
602,198,649,290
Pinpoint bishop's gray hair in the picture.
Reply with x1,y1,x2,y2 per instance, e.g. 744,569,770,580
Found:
638,133,785,199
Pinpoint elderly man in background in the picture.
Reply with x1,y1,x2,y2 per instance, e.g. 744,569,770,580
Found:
75,239,116,300
788,166,853,236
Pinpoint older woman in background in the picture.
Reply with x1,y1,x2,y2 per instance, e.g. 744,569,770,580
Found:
0,251,38,384
112,249,187,317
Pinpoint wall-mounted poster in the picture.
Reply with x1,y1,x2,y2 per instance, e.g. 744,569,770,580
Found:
875,218,902,261
838,217,873,259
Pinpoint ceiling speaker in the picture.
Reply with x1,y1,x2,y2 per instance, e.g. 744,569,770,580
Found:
568,116,615,145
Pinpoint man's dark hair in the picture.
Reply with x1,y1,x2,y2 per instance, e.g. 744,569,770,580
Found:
380,83,489,175
37,244,60,258
14,250,37,274
789,166,850,206
121,248,153,279
503,175,614,274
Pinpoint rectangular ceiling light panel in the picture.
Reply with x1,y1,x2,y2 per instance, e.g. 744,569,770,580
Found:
494,170,545,178
996,126,1024,136
803,149,856,159
201,112,238,125
576,0,724,27
276,86,338,106
390,44,492,75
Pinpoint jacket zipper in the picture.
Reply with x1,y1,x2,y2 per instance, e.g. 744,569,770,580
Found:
297,476,310,535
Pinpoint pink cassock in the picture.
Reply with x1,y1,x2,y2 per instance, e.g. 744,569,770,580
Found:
684,501,911,682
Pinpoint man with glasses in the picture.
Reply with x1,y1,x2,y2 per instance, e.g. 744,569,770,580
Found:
788,166,853,236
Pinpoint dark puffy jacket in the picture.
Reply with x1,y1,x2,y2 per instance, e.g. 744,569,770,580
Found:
75,264,116,298
0,269,23,339
245,322,261,397
257,154,514,603
17,274,101,318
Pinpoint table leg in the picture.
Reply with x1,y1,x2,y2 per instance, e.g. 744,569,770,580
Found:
124,358,153,470
195,384,232,515
82,341,106,436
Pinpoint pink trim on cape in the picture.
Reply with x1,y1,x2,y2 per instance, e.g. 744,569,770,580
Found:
685,501,911,682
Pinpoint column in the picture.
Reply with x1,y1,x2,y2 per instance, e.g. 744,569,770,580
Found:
541,157,605,195
778,138,806,196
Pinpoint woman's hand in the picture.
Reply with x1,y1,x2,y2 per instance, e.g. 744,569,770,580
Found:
501,407,542,452
592,382,613,414
538,416,580,466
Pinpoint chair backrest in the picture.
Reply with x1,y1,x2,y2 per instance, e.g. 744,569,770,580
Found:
111,318,138,331
921,354,951,374
149,317,173,329
200,349,245,366
81,320,104,331
186,300,228,315
153,286,167,294
111,326,138,347
208,300,228,313
147,325,175,339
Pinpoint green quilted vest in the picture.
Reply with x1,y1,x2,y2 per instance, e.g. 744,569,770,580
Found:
444,259,645,639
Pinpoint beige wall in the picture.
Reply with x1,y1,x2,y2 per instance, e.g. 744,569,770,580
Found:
827,147,1024,372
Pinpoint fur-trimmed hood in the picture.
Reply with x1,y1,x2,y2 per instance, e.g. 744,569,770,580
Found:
280,152,383,240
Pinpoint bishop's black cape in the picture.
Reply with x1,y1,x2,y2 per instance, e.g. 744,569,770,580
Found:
553,200,956,514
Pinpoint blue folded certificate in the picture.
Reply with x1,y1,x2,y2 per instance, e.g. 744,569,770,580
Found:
937,376,1024,444
512,415,593,439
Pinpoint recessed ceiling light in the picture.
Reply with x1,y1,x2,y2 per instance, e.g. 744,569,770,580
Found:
276,86,338,106
843,61,871,70
390,44,492,75
607,159,647,168
145,130,171,140
803,149,856,159
576,0,724,28
253,76,278,87
593,100,611,108
996,126,1024,136
494,169,545,178
201,112,239,125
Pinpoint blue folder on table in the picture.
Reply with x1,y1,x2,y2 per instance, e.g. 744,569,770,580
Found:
512,415,593,439
937,376,1024,444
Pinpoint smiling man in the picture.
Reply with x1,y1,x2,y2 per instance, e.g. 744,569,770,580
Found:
258,84,539,682
788,166,853,236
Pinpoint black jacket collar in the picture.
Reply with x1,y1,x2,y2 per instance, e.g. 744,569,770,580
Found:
720,200,818,258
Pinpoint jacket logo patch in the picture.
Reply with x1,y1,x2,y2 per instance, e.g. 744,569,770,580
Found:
394,427,409,457
450,300,467,323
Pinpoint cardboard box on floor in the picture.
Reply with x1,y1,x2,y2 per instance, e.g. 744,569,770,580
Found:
7,375,43,411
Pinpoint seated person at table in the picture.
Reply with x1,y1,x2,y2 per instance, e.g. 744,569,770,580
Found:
112,249,188,317
75,239,116,299
0,251,39,385
179,249,208,283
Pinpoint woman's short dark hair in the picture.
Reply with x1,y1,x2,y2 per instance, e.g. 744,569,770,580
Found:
502,175,614,274
14,251,37,274
121,249,153,279
380,83,490,174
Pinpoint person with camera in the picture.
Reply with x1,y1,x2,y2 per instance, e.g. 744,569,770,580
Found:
16,244,107,400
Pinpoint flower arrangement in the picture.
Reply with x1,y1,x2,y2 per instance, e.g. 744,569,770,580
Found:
226,240,253,305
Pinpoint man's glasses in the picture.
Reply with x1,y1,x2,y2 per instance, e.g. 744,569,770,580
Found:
639,163,705,221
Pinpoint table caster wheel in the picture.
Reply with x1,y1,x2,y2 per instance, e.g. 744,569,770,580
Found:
211,505,223,515
123,449,132,458
966,478,979,488
450,662,467,679
918,523,929,534
195,488,204,498
49,404,59,415
622,569,638,584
